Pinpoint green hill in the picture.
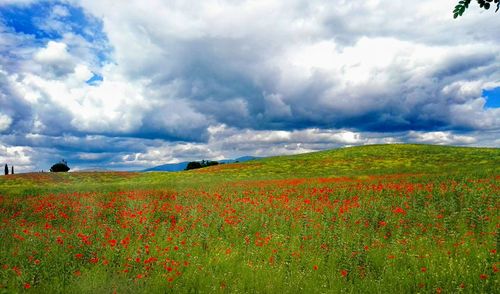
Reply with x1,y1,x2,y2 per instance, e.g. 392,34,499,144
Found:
0,144,498,196
190,144,499,179
0,144,498,293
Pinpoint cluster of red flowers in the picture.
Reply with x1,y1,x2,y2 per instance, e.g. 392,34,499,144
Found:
0,174,497,292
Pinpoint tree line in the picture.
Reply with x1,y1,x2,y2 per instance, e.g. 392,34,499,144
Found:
185,160,219,170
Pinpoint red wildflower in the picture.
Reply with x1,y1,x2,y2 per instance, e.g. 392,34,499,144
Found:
89,257,99,264
392,207,406,215
75,253,83,259
340,269,348,278
12,266,22,276
56,236,63,245
480,274,488,280
24,283,31,289
421,267,427,272
313,265,318,271
108,239,117,247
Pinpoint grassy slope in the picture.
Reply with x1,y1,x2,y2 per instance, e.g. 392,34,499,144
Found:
0,144,498,293
0,144,498,196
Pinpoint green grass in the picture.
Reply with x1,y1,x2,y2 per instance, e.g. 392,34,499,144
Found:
1,144,498,196
0,144,498,293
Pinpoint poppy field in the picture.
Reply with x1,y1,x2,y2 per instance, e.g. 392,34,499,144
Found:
0,145,498,293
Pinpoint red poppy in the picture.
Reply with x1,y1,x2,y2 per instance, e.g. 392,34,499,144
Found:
313,265,318,271
24,283,31,289
392,207,406,215
340,269,348,278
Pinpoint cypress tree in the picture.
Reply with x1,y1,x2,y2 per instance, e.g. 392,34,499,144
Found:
4,164,8,175
11,166,14,175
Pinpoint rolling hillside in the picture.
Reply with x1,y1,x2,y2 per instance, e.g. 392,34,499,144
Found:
0,144,498,293
0,144,498,196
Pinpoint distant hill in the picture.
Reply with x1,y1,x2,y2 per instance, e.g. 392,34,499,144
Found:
142,156,259,172
1,145,498,197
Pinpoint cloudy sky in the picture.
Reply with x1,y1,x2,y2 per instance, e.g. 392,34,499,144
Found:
0,0,499,172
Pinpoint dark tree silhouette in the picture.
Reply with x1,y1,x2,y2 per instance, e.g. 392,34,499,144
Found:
185,160,219,170
454,0,499,18
4,164,8,175
11,166,14,175
185,161,202,170
50,160,70,172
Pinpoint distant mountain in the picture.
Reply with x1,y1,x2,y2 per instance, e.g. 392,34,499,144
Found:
142,156,260,172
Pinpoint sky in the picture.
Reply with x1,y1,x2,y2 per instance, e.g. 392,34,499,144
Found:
0,0,499,172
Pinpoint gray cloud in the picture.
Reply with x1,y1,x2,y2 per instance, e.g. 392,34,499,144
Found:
0,0,499,171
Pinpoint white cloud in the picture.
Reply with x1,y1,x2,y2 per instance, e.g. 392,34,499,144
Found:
1,0,499,171
33,41,76,77
0,143,34,172
52,4,69,18
0,113,12,132
408,131,477,145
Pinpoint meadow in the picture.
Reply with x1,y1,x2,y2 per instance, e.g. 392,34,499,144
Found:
0,144,498,293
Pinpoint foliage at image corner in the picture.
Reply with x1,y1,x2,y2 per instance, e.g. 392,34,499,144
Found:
454,0,499,18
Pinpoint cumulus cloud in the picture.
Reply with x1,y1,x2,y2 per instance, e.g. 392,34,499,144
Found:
0,143,35,172
33,41,75,77
0,113,12,131
408,131,477,145
0,0,499,171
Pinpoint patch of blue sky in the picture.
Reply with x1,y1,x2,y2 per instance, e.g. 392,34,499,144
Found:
2,2,55,38
482,87,500,109
0,1,110,64
86,73,103,85
1,2,103,40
